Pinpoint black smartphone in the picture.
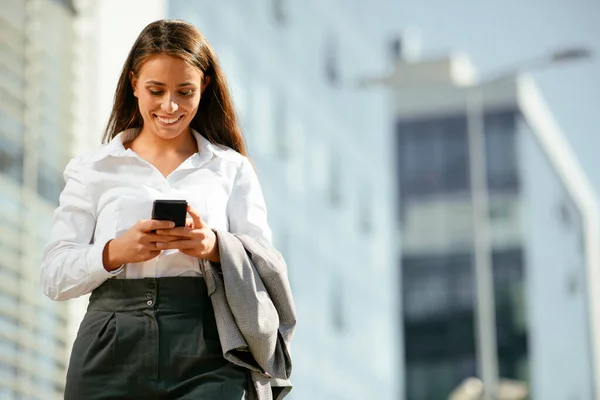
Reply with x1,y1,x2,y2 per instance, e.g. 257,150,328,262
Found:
151,199,188,227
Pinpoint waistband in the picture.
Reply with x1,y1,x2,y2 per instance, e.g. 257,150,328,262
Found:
88,277,210,312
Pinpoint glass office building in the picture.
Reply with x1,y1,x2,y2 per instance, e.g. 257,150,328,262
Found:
398,109,527,399
393,55,598,400
0,0,75,398
169,1,400,399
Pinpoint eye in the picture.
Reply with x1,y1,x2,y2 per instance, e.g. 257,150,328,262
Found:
179,90,195,97
149,89,164,96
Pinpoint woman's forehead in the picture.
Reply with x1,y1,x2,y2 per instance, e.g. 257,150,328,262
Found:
139,54,203,83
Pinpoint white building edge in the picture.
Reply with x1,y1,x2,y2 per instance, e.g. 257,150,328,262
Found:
516,75,600,398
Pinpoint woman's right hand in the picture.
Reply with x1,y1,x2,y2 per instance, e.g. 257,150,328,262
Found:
102,220,182,271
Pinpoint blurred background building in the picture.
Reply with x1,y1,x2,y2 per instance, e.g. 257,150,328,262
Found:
0,0,76,398
386,53,599,399
393,55,529,399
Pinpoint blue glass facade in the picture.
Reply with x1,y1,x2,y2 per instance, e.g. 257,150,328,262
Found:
169,1,400,399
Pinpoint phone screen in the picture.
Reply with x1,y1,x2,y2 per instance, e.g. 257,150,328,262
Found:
151,199,188,227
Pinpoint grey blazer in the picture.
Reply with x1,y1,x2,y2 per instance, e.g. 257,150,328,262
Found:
199,231,296,400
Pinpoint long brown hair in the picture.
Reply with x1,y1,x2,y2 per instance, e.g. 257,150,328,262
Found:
103,19,247,156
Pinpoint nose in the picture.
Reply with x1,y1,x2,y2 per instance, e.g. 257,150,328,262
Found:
161,94,179,114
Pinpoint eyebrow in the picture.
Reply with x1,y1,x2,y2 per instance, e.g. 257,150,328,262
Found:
144,80,196,87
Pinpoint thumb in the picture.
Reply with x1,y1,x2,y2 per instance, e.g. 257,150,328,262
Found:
187,205,206,229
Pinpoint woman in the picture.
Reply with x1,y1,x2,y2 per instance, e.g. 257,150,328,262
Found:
41,19,284,399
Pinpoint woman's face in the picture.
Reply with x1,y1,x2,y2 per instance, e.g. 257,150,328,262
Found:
130,54,209,140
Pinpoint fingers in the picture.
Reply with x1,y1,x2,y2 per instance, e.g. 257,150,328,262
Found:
146,234,182,243
139,219,176,232
156,239,195,250
187,205,206,229
156,227,195,238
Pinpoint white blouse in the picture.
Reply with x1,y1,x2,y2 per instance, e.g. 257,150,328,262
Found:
41,129,272,301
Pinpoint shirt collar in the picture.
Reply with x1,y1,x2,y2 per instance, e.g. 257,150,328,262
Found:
190,129,217,167
89,128,218,167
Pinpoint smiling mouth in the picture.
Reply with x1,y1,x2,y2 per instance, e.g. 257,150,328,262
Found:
155,114,184,126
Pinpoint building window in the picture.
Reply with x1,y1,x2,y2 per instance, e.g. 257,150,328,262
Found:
558,199,576,229
0,61,27,102
37,115,62,167
0,237,21,269
37,161,64,204
329,155,342,207
484,109,519,192
271,0,287,25
331,274,346,333
0,135,24,184
312,141,330,197
406,359,459,400
397,115,469,201
0,293,18,310
0,105,25,137
0,360,17,380
325,34,339,86
35,377,58,395
50,0,77,14
34,326,67,349
36,307,67,334
311,145,345,208
0,191,21,220
0,313,18,336
403,256,470,320
403,249,527,399
0,339,17,359
398,110,519,203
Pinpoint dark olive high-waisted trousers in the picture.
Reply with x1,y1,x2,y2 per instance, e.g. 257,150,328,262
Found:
65,277,248,400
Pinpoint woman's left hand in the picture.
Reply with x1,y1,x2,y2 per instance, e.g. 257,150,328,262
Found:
155,205,220,262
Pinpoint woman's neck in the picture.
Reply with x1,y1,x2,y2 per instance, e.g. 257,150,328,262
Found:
128,127,198,157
